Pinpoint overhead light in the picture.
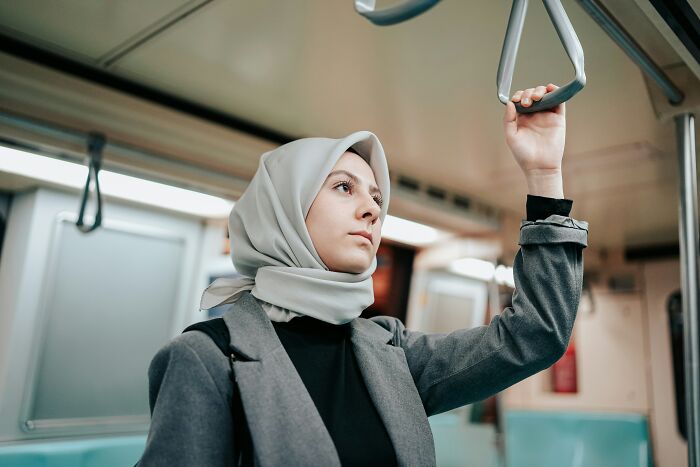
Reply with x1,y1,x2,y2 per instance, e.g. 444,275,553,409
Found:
0,146,455,241
495,264,515,288
449,257,495,281
448,258,515,287
381,215,450,246
0,146,234,218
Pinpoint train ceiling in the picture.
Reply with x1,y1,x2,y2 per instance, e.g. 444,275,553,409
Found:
0,0,698,251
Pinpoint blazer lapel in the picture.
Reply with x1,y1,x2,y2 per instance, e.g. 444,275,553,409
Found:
223,292,341,467
350,319,436,467
223,292,436,467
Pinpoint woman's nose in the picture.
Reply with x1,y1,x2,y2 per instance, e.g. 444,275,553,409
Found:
358,194,380,221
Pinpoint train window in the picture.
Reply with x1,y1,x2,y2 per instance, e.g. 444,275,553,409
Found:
22,213,185,432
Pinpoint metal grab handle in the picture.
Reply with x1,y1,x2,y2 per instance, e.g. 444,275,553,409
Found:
497,0,586,113
354,0,441,26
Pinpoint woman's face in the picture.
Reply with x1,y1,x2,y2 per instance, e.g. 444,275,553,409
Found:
305,151,383,273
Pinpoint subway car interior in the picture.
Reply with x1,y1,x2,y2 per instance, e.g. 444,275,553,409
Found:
0,1,699,466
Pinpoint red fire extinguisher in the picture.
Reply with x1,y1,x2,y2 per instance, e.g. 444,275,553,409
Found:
552,333,578,393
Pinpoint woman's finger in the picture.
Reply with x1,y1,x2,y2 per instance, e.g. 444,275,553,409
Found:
553,100,566,117
521,87,535,107
544,83,565,115
513,84,559,106
532,85,547,101
503,101,517,138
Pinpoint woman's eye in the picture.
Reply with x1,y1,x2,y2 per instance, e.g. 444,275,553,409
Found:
335,181,382,206
336,181,352,193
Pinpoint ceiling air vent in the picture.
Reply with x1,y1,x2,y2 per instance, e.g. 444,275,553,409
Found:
453,195,471,210
426,186,447,201
388,172,500,235
397,175,420,191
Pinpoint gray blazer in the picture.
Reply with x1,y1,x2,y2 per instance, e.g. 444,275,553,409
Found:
138,214,588,467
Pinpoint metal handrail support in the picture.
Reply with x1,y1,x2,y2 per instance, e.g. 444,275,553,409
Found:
676,112,699,467
575,0,683,105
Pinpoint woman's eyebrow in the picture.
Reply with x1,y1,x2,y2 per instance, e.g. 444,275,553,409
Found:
327,170,381,195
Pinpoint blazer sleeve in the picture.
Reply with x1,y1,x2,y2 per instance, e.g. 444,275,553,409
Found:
373,214,588,417
137,332,236,467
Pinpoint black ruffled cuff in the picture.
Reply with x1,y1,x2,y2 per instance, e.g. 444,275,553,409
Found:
526,194,573,221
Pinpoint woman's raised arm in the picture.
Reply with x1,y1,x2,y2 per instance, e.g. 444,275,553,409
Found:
370,82,587,416
372,213,587,416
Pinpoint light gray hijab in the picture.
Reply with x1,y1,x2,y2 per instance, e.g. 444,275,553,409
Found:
199,130,391,325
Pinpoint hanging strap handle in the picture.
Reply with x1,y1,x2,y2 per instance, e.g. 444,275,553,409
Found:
76,132,106,233
354,0,441,26
497,0,586,113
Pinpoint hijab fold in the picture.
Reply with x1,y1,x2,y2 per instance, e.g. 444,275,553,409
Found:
199,131,390,325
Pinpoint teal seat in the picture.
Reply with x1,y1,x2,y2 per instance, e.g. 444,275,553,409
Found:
0,435,146,467
0,411,653,467
429,408,500,467
505,410,653,467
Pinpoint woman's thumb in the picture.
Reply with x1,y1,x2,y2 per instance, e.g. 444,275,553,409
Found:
503,101,517,136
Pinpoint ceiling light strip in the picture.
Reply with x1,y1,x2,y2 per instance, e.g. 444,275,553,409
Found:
0,144,450,246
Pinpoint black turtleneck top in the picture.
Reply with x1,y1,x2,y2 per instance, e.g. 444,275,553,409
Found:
272,317,395,466
270,195,572,466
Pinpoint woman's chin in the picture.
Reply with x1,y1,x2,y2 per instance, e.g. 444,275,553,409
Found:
330,255,372,274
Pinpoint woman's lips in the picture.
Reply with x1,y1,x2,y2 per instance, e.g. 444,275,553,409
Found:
350,233,372,244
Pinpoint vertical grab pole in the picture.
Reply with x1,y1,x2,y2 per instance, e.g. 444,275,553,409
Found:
676,112,699,467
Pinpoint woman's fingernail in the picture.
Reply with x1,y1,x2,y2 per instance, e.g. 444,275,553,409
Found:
522,98,530,105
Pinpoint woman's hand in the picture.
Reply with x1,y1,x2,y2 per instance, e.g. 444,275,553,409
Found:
503,83,566,198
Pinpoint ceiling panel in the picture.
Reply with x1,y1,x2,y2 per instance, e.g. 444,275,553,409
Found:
109,0,674,184
0,0,193,61
0,0,697,250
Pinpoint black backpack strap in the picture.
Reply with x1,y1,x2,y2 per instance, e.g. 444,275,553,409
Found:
182,318,254,466
183,318,231,355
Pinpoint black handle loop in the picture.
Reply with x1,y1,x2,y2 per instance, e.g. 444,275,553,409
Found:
76,132,106,233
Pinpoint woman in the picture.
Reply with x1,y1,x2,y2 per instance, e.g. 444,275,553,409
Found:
137,84,588,466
